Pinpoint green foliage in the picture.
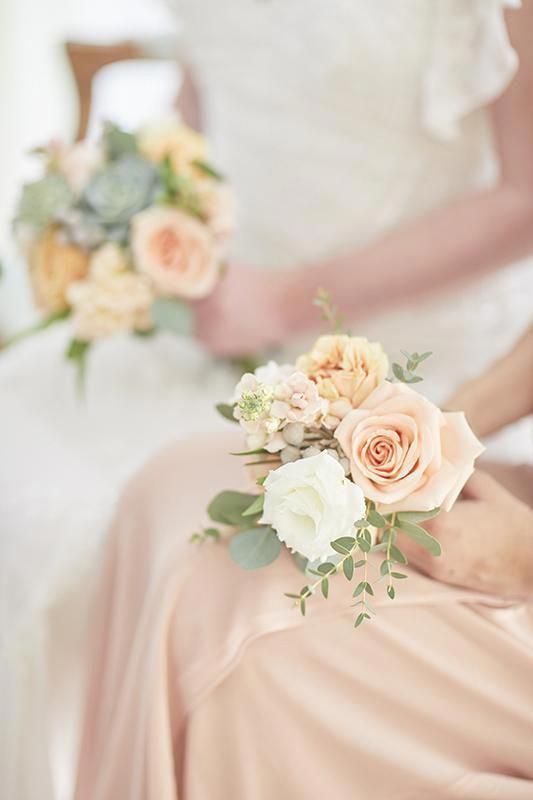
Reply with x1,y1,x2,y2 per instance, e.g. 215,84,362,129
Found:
84,155,157,224
396,508,440,524
15,173,74,229
313,288,345,333
103,123,139,160
242,494,264,517
343,556,354,580
207,490,258,526
190,527,221,544
65,338,91,394
229,525,281,570
150,297,194,336
367,509,387,528
391,349,432,385
192,159,225,182
331,536,356,554
394,518,442,556
216,402,238,422
159,155,203,217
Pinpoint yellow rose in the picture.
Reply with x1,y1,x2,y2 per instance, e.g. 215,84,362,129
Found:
138,120,208,176
296,335,389,414
29,226,90,313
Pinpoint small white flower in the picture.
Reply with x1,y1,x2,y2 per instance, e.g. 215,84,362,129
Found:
261,452,366,563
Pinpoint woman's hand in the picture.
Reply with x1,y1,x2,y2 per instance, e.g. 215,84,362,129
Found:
194,264,294,357
398,471,533,599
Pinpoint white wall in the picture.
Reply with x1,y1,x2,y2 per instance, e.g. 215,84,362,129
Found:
0,0,179,332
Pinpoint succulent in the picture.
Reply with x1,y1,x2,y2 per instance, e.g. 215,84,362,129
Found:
83,155,158,226
14,173,75,230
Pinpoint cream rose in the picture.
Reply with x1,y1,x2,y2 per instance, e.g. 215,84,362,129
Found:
30,226,90,313
335,381,484,513
297,335,389,419
261,452,366,563
131,206,219,299
67,243,153,340
138,119,208,175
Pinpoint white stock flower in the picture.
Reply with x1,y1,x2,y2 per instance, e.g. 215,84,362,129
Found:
261,452,366,563
233,362,326,453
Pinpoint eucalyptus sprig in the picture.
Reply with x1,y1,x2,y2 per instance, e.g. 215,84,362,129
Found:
391,349,432,384
313,288,345,333
284,501,441,627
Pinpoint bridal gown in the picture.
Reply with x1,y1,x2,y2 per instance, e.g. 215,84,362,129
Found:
3,0,533,798
73,2,533,799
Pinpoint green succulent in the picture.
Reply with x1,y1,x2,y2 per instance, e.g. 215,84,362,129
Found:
15,173,75,230
83,155,158,225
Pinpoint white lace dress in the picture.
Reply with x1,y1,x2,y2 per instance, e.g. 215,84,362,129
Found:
1,1,531,798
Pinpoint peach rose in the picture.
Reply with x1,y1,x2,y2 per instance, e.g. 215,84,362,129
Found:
335,381,484,513
138,120,208,175
67,243,153,341
29,226,90,313
131,206,219,299
296,335,389,420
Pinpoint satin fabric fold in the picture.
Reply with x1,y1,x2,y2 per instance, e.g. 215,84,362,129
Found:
75,433,533,800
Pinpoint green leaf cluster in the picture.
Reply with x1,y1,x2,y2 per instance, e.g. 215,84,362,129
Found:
150,297,194,337
391,349,432,384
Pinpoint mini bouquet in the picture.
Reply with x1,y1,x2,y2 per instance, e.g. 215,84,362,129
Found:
12,119,234,375
197,294,484,628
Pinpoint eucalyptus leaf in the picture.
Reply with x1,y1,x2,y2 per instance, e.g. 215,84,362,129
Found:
396,508,440,524
208,491,257,525
150,297,194,336
389,544,408,564
331,536,355,554
387,585,396,600
343,556,354,581
242,494,264,517
321,578,329,599
216,403,238,422
228,525,281,570
317,562,337,575
367,509,387,528
394,519,442,556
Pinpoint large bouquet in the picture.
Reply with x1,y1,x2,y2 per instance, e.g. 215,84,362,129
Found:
198,295,484,627
12,119,234,374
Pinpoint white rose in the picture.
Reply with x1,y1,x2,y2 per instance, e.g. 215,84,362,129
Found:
261,452,366,563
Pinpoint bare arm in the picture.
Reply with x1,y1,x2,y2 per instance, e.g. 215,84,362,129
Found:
447,325,533,438
283,3,533,334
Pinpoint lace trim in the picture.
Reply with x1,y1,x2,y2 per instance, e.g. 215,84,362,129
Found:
423,0,520,140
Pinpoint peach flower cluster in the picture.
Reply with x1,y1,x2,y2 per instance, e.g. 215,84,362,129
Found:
131,206,220,300
297,335,389,428
233,363,326,452
335,381,484,512
30,227,90,313
230,333,483,516
67,244,154,341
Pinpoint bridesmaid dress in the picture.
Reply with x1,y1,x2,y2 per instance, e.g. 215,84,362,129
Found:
4,0,533,797
75,434,533,799
74,4,533,797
